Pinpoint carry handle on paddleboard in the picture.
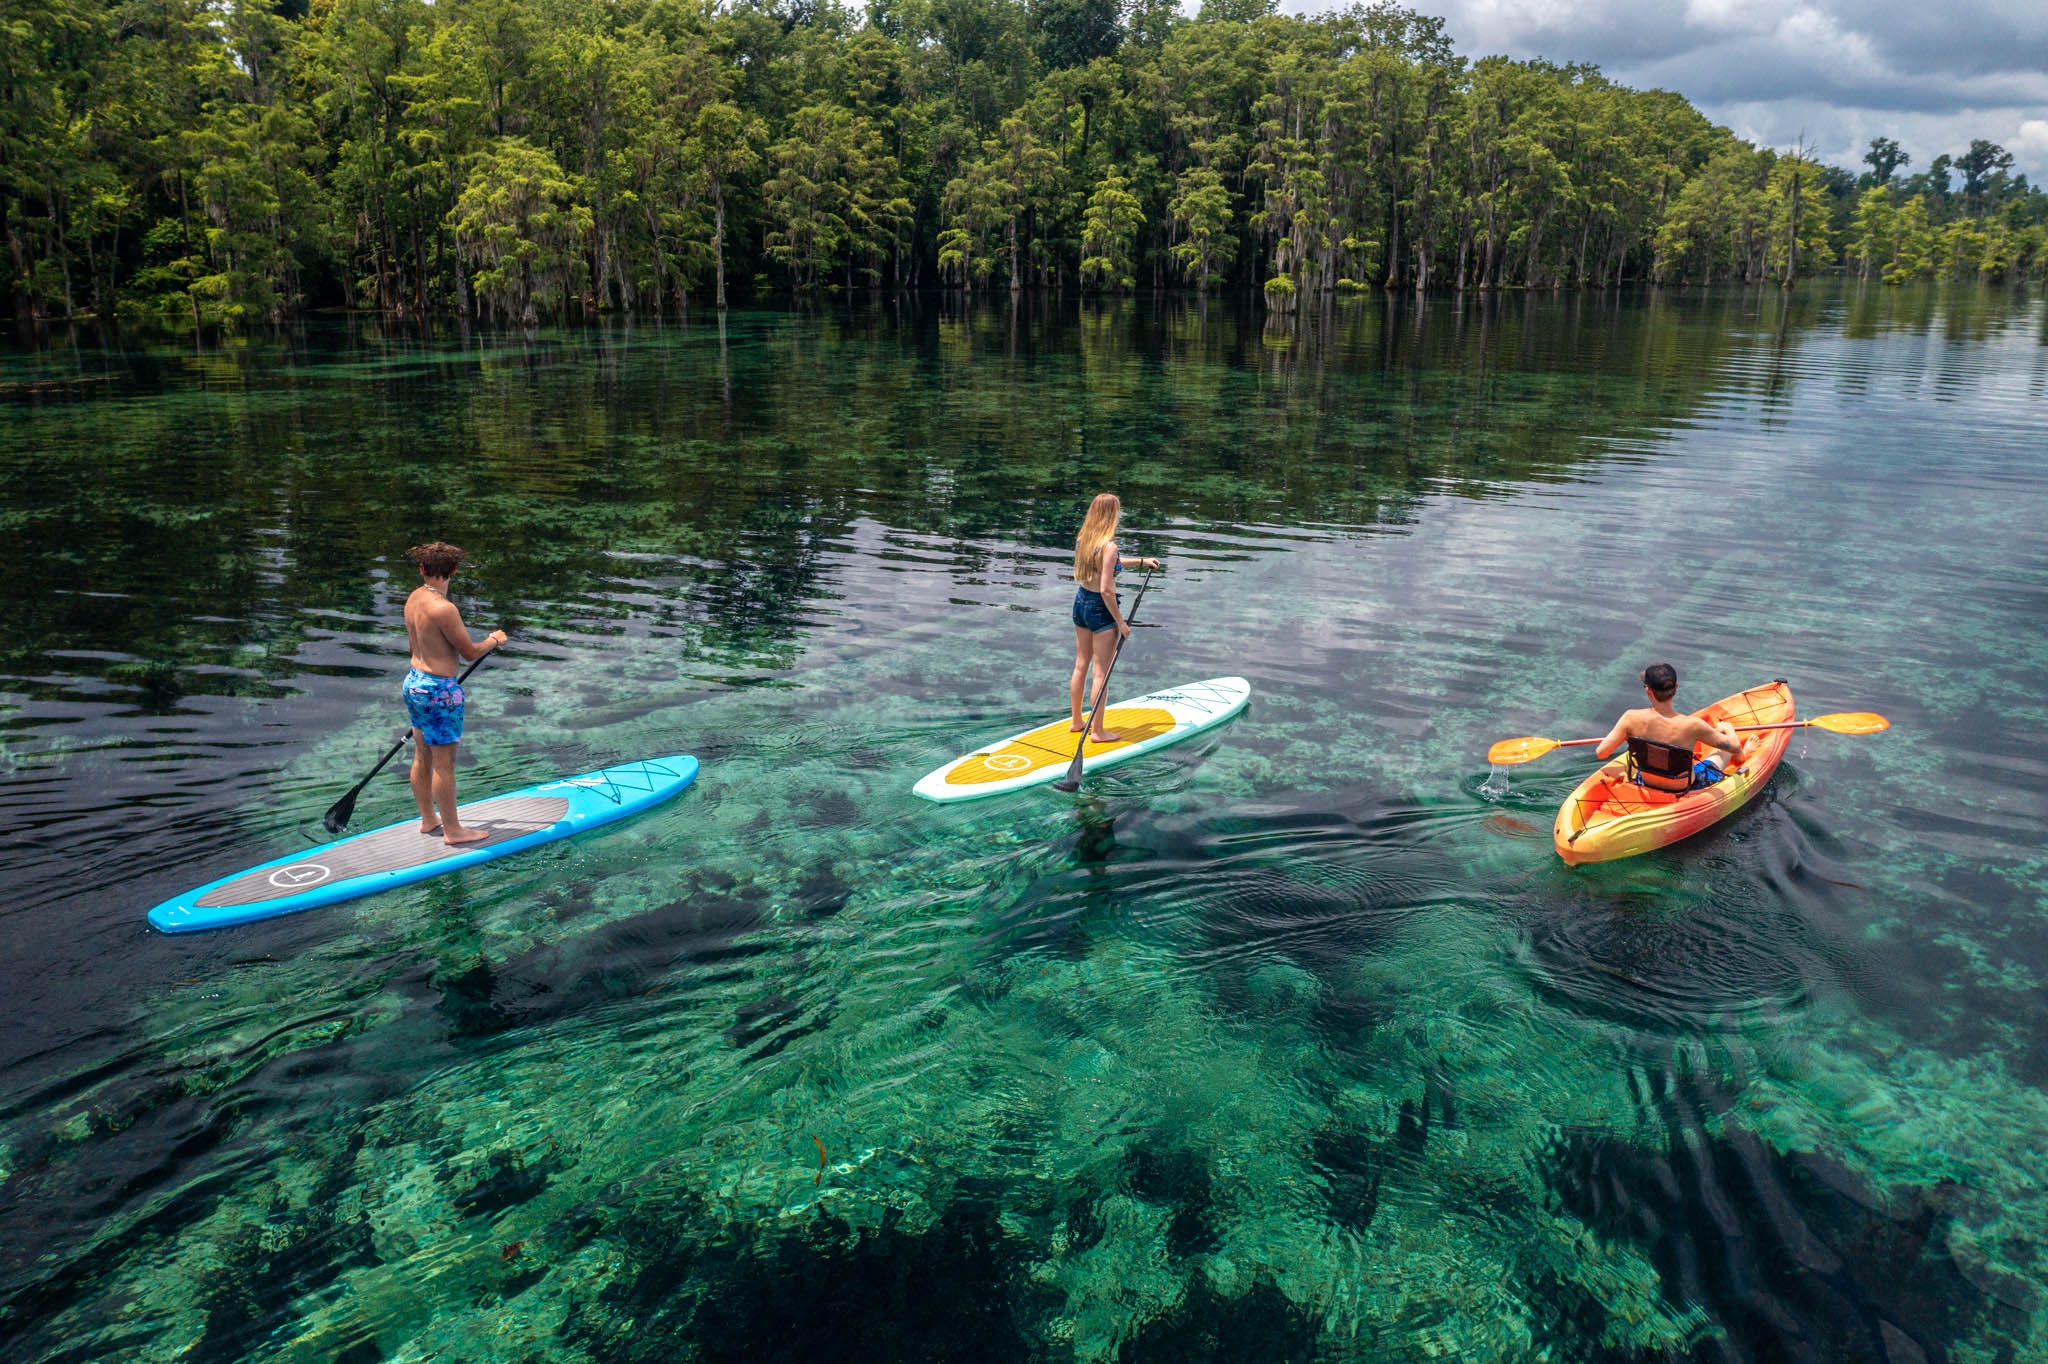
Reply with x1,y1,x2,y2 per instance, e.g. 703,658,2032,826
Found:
1053,567,1155,793
322,650,497,835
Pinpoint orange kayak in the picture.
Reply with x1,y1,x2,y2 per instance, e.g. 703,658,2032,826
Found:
1553,680,1793,865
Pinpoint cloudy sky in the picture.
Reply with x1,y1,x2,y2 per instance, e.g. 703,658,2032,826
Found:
1293,0,2048,179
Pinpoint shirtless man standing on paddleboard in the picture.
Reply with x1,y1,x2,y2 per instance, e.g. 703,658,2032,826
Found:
1594,662,1749,792
403,542,507,844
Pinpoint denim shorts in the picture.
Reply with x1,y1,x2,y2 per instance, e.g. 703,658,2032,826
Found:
1072,587,1115,633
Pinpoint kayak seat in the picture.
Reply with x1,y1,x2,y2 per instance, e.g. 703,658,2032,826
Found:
1626,735,1698,794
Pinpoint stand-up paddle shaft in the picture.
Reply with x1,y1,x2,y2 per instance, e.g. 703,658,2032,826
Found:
1054,569,1154,793
1486,711,1889,767
323,651,495,834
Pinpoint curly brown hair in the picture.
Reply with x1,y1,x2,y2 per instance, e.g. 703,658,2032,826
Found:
406,542,468,578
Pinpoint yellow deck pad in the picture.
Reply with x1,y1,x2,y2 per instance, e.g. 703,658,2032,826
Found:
944,707,1177,786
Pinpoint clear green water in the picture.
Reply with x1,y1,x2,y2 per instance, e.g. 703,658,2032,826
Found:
2,289,2045,1361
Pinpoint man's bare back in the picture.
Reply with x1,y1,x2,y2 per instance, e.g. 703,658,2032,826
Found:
1594,663,1746,771
1601,705,1740,757
405,585,484,677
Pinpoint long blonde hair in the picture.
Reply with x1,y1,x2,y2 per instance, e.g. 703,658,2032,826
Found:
1073,493,1121,584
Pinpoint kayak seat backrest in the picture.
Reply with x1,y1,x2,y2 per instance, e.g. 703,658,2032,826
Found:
1626,735,1696,794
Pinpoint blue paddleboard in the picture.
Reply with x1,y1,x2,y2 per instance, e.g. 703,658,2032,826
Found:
147,754,699,933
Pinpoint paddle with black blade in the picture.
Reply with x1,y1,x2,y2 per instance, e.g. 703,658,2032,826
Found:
1053,567,1156,793
322,651,497,834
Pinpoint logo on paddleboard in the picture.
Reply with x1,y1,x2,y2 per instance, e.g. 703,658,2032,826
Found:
983,753,1033,773
268,863,333,890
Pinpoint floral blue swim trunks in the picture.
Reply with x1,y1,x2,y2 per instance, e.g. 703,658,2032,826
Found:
402,667,465,746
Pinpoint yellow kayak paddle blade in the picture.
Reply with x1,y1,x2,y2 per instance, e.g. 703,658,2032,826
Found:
1487,736,1561,766
1807,711,1890,735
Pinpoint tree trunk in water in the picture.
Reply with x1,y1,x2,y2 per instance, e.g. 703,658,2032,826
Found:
645,205,666,315
1384,196,1400,291
377,225,395,312
54,203,75,317
86,230,103,316
713,187,728,310
2,194,30,325
1781,166,1801,289
413,225,427,315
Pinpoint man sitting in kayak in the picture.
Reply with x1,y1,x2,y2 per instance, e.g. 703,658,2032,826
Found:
1593,663,1751,794
404,542,507,844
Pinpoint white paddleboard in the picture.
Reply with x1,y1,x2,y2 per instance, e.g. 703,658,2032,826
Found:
913,677,1250,803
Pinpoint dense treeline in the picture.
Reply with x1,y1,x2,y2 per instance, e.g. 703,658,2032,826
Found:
1839,137,2046,284
5,0,2045,323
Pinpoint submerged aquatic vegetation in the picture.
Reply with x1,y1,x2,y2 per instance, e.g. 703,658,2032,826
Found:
3,291,2047,1359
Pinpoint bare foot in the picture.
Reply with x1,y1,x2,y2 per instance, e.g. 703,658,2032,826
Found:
1070,719,1087,733
443,826,491,846
419,821,442,836
1088,730,1121,744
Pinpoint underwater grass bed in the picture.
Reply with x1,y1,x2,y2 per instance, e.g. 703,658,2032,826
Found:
2,290,2046,1359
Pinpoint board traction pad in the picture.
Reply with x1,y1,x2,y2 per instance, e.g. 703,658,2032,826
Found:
195,795,569,907
942,707,1177,785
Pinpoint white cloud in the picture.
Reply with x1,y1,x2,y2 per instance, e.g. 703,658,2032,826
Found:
1713,100,2048,178
1284,0,2048,178
1682,0,1784,39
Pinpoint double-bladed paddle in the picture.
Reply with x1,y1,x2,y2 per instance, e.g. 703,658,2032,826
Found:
322,651,497,834
1053,567,1156,794
1486,711,1890,767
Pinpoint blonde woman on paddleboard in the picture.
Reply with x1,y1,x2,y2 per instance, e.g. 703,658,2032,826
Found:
1070,493,1160,743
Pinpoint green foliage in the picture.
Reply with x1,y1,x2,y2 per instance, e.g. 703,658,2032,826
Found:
1653,147,1830,285
1079,168,1141,290
449,137,592,321
938,155,1010,288
5,0,2044,320
1845,182,2043,284
1031,0,1122,71
762,104,863,289
1169,166,1232,290
1862,136,1909,187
